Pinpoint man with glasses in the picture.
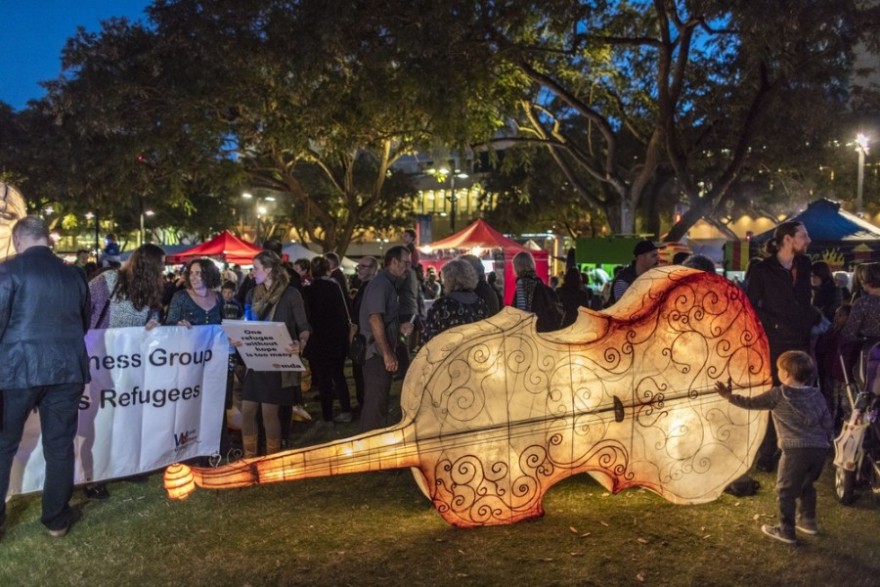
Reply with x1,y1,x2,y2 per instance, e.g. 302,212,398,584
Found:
358,247,413,432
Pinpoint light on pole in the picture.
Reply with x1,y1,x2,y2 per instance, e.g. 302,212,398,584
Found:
140,209,155,245
427,166,469,234
242,192,276,243
855,133,870,215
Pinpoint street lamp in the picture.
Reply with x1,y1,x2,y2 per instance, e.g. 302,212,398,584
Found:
140,209,155,245
855,133,870,215
242,192,276,243
427,166,469,234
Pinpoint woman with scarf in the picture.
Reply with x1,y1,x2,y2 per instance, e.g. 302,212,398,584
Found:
239,251,310,457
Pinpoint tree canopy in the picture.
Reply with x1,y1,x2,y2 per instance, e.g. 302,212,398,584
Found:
1,0,877,247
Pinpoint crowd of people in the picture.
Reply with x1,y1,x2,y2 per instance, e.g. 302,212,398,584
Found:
2,215,879,543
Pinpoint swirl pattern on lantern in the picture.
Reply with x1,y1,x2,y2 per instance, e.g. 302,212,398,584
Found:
402,267,770,527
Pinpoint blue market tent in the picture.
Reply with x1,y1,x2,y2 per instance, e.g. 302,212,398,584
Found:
753,198,880,268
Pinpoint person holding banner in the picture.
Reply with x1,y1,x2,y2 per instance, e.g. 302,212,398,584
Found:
89,243,166,330
84,243,166,500
0,217,91,539
165,259,235,459
165,259,224,326
239,251,310,457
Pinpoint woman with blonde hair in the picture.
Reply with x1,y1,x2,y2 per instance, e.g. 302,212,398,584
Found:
238,251,311,456
512,250,563,332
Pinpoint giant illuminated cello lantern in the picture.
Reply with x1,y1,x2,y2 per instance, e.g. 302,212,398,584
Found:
165,267,771,527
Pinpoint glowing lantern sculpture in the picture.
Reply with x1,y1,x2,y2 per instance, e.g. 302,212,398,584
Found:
165,267,770,527
0,182,27,260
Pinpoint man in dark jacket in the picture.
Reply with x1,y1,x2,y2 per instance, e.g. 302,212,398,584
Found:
0,217,91,539
607,240,659,306
746,220,815,471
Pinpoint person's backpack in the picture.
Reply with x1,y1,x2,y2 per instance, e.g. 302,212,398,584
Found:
531,282,564,332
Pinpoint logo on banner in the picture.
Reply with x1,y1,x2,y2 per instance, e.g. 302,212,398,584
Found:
174,428,199,450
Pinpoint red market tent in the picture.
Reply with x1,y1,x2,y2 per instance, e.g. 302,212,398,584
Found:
425,219,550,305
164,231,263,265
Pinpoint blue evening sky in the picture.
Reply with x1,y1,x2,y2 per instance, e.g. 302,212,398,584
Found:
0,0,152,110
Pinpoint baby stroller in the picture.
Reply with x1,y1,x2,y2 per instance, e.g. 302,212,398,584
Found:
833,340,880,505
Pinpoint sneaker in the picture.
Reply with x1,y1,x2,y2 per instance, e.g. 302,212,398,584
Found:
795,517,818,535
761,524,796,545
333,412,353,424
291,405,312,422
47,508,81,538
48,526,70,538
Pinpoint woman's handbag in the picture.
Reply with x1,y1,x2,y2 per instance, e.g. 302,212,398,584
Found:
337,282,358,343
348,332,367,365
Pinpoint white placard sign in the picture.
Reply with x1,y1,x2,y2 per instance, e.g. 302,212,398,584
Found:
6,325,229,497
221,319,305,372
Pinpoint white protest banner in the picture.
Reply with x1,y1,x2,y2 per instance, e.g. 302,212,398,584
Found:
6,325,228,496
222,319,305,372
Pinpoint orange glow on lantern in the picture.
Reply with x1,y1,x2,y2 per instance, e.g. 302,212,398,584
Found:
164,464,196,500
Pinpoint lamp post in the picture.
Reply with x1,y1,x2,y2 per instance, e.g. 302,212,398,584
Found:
427,166,469,234
86,211,98,255
855,133,870,215
140,209,155,245
242,192,275,243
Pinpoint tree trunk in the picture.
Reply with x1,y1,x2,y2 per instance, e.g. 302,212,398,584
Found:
664,203,706,243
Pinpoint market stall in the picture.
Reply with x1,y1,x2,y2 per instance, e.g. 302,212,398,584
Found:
423,219,550,305
164,231,263,265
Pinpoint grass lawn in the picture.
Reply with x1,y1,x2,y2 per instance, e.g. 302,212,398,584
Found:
2,388,879,586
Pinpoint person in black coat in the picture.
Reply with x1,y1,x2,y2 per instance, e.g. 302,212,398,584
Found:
303,256,353,424
746,220,818,471
556,267,591,327
0,217,90,538
810,261,842,322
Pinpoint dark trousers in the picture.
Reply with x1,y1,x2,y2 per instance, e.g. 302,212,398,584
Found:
0,383,83,531
358,353,393,433
311,355,351,421
352,363,365,409
776,447,826,534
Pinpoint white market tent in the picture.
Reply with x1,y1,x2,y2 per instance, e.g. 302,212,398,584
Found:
282,242,358,273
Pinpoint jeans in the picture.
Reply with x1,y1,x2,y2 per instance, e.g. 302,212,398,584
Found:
358,353,393,434
0,383,83,530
